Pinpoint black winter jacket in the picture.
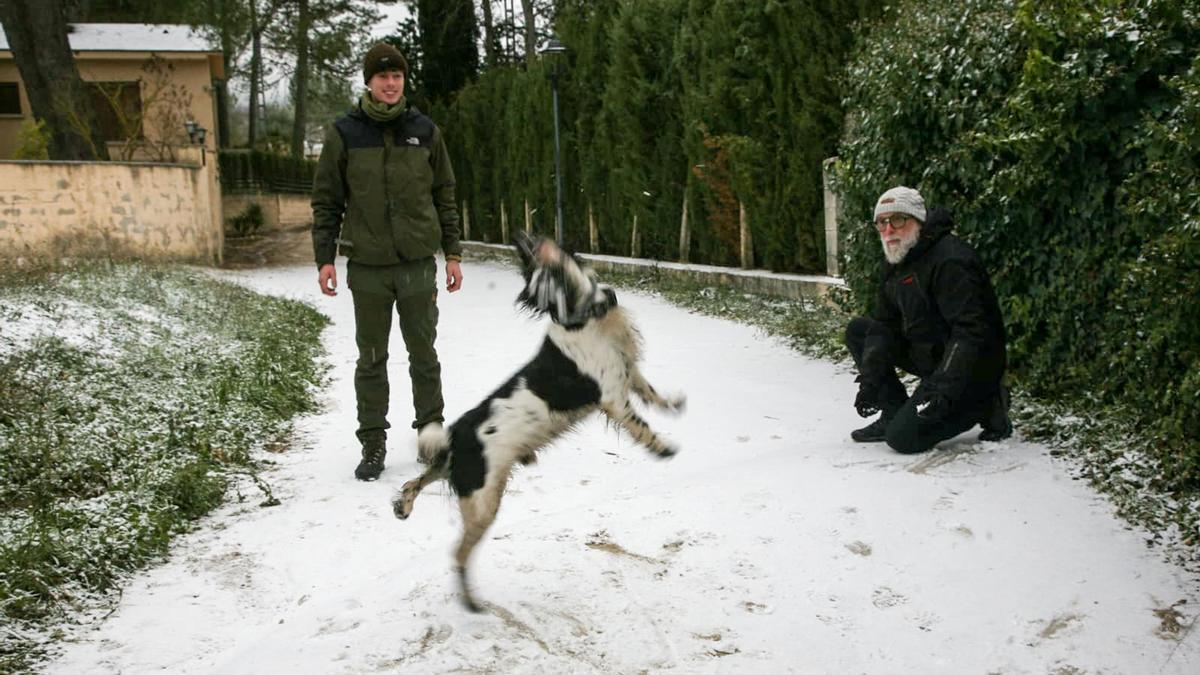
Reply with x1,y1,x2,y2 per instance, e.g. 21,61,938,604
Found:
869,208,1007,400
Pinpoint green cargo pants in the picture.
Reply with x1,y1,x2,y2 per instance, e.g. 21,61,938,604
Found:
346,257,444,443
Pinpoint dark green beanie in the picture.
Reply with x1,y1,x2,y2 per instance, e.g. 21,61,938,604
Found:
362,43,408,83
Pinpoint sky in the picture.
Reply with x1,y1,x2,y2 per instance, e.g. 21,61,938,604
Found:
43,258,1200,674
372,2,413,40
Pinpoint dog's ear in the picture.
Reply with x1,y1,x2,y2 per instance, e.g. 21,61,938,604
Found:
513,231,539,270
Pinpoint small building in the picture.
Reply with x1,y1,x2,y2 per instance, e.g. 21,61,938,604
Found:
0,23,225,160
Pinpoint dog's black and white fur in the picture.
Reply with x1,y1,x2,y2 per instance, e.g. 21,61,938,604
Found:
392,232,685,611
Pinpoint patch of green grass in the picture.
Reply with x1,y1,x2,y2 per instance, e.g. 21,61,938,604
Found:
0,261,329,671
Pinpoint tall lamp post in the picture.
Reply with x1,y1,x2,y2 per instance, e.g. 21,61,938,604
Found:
539,36,567,245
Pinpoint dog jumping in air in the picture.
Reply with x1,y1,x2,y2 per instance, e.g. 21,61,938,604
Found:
392,232,686,611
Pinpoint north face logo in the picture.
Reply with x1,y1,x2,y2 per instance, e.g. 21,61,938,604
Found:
406,137,420,146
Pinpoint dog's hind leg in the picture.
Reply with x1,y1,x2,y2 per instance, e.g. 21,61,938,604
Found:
629,368,687,414
601,401,679,458
454,465,512,612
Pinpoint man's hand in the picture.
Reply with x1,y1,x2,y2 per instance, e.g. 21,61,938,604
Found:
445,260,463,293
853,375,880,417
854,388,880,418
318,263,338,296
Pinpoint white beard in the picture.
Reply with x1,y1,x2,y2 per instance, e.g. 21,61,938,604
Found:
881,224,921,265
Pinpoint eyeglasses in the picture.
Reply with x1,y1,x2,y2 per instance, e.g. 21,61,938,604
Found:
874,214,912,231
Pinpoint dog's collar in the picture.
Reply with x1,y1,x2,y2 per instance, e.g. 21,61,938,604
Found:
559,281,617,330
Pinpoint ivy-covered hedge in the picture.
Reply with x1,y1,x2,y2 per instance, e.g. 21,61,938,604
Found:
219,149,317,195
835,0,1200,484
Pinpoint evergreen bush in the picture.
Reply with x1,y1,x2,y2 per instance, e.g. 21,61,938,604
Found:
435,0,876,272
836,0,1200,486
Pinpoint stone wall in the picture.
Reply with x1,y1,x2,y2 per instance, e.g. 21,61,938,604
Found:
0,147,221,264
223,192,312,233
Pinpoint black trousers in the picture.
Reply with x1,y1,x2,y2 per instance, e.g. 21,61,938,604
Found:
845,317,998,454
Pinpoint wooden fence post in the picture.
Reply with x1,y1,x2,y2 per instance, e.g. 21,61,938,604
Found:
630,213,641,258
739,200,754,269
524,198,532,234
823,157,841,277
462,200,471,241
588,202,598,254
678,185,690,263
501,201,509,244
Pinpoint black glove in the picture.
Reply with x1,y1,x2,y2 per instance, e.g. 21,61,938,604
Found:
912,389,951,422
854,377,880,418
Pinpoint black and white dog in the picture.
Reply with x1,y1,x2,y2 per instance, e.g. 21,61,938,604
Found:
392,232,685,611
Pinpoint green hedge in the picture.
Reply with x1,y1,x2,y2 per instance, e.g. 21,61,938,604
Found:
219,149,317,195
432,0,878,272
835,0,1200,484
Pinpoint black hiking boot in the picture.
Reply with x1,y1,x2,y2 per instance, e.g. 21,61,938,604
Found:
355,437,387,481
851,414,891,443
978,386,1013,442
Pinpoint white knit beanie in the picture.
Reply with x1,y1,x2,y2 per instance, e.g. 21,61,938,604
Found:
873,186,927,223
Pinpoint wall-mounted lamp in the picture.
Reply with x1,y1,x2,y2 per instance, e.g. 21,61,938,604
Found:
185,120,207,145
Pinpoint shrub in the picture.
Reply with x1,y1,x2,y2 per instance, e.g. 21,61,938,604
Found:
229,202,266,237
12,118,50,160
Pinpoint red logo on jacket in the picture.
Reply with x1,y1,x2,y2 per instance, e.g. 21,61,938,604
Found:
900,274,915,285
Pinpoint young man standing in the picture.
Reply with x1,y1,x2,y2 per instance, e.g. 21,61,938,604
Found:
844,186,1011,453
312,43,464,480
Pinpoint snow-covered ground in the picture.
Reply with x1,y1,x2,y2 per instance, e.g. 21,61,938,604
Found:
48,259,1198,674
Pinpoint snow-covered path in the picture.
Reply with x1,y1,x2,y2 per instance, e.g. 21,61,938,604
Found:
49,259,1198,674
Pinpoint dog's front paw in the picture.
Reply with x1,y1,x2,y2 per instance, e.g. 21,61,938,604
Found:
662,392,687,415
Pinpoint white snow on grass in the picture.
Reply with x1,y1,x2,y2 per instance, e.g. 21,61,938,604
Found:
46,259,1200,674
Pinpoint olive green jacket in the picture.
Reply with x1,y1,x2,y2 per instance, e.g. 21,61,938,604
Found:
311,104,462,267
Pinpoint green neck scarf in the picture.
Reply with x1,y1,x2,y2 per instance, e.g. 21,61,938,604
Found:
360,91,406,122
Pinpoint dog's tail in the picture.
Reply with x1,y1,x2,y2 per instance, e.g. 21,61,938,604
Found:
418,422,452,469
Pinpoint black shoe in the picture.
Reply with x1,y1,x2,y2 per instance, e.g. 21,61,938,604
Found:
851,415,890,443
978,386,1013,442
355,438,387,481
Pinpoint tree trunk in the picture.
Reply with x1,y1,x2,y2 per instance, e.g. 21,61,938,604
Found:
0,0,109,160
214,0,234,149
290,0,310,157
248,0,262,148
520,0,535,61
480,0,496,67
